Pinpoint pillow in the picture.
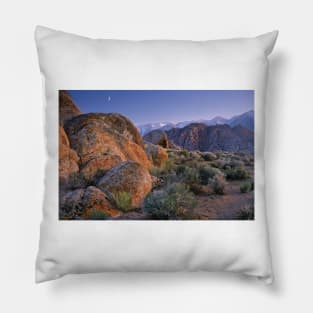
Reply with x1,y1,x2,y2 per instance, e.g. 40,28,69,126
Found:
35,26,278,283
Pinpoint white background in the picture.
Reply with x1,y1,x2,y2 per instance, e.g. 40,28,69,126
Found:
0,0,312,312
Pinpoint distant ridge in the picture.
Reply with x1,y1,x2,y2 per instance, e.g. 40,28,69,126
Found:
137,110,254,135
166,123,254,153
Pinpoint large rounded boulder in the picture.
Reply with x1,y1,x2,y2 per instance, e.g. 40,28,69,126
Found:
59,90,81,126
64,113,152,169
97,161,152,208
80,154,123,183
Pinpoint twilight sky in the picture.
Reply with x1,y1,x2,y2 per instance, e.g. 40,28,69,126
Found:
68,90,254,125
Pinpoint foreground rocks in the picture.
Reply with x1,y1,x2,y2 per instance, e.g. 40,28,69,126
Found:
60,186,121,219
59,126,79,186
58,94,154,218
97,161,152,208
80,154,123,183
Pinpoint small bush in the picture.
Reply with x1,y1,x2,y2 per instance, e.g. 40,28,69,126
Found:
112,191,132,211
179,150,189,158
189,151,202,160
236,206,254,220
87,208,108,220
209,174,226,195
201,152,217,161
143,183,197,219
240,181,252,193
229,160,245,168
199,166,221,185
211,159,227,169
226,167,249,180
180,166,200,185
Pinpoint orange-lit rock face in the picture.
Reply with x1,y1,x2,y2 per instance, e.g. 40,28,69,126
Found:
98,161,152,209
64,113,152,169
80,155,123,183
59,126,79,185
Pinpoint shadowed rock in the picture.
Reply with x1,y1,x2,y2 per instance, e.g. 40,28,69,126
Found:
60,186,121,219
59,90,81,126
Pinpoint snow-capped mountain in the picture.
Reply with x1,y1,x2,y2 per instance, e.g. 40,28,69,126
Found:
137,110,254,135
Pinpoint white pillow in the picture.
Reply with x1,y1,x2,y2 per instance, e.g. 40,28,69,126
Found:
35,26,278,283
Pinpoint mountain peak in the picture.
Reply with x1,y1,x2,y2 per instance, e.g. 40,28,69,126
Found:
137,110,254,135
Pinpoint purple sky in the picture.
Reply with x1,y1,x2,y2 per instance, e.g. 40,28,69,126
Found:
68,90,254,125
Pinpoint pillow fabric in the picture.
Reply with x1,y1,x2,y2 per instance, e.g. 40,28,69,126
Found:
35,26,278,283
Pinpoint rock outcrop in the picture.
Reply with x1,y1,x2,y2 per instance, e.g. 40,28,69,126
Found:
143,129,169,148
64,113,152,168
59,90,81,126
80,154,123,183
58,92,154,218
59,126,79,186
145,143,168,167
60,186,121,219
97,161,152,208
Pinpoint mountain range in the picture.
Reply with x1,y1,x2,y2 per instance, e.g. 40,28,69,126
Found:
137,110,254,135
166,123,254,153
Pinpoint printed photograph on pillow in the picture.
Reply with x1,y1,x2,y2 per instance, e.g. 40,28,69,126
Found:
59,90,254,220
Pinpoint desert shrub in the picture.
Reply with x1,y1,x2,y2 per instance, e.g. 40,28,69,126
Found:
223,164,231,171
163,159,176,172
226,167,249,180
236,206,254,220
179,150,189,158
189,183,207,195
143,182,197,219
87,208,108,220
189,151,202,161
240,181,252,193
178,166,200,186
149,166,163,177
201,152,217,161
112,191,132,211
184,158,202,169
150,158,176,177
198,166,222,185
211,159,227,169
209,174,226,195
229,160,245,168
176,164,187,175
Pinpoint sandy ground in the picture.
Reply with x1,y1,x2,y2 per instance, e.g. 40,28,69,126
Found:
191,181,253,220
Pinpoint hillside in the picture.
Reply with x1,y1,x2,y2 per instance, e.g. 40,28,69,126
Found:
166,123,254,153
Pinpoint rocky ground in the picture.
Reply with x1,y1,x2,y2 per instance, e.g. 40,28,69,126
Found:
59,90,254,220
